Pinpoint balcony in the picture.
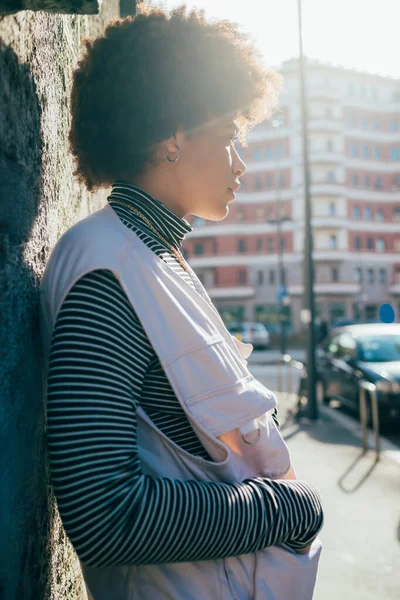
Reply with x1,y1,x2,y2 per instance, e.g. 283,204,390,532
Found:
207,285,256,300
308,118,344,133
309,151,344,164
288,282,359,296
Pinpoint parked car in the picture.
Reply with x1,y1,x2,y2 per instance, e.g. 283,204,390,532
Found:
315,323,400,425
226,322,270,350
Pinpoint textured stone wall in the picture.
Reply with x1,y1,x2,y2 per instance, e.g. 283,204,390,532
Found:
0,4,119,599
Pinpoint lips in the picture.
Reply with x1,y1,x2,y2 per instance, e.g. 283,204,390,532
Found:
229,184,241,193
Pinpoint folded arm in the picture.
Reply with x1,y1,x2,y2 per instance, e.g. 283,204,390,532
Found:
47,269,323,567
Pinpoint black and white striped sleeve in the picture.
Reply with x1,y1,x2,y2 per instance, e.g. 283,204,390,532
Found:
46,269,323,568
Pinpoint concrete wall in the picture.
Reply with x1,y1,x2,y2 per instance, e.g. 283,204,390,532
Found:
0,4,119,599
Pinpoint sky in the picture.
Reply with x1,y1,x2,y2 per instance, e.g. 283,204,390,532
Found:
162,0,400,78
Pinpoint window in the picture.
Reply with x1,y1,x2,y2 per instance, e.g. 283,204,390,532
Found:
255,176,262,190
256,207,265,221
269,269,276,284
361,118,368,129
364,175,370,188
275,144,284,159
390,147,400,161
364,207,372,220
236,208,245,223
379,269,387,284
352,174,359,186
393,176,400,189
352,206,360,219
375,176,383,189
366,237,373,250
257,270,264,285
237,239,246,253
354,267,362,282
327,139,334,151
367,269,374,284
362,145,369,159
253,148,262,160
350,144,358,157
338,333,357,359
279,237,285,251
265,146,273,159
327,171,336,182
376,238,385,252
354,236,361,250
268,238,275,252
329,303,346,324
329,202,336,216
331,267,339,282
393,207,400,221
389,122,399,132
330,234,337,249
373,119,380,130
347,83,354,96
325,107,333,119
266,174,273,188
374,148,381,160
238,270,247,284
278,173,285,188
257,238,263,252
194,243,204,255
365,305,378,320
375,208,384,222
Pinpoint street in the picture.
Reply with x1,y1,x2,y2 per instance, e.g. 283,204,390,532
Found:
249,350,400,449
248,354,400,600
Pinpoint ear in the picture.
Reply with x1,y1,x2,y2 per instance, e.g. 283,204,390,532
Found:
164,128,186,153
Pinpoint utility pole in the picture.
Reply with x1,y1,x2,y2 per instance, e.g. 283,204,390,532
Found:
272,116,288,356
297,0,318,419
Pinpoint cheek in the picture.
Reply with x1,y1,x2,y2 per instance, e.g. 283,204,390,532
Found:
201,147,232,185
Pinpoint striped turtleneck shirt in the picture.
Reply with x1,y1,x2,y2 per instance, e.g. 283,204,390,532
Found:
47,181,323,568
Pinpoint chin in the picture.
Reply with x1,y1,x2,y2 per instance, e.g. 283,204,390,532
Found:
201,205,230,222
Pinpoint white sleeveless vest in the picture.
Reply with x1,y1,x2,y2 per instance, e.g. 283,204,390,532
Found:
40,204,322,600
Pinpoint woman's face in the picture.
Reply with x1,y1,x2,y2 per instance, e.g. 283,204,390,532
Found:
172,118,246,221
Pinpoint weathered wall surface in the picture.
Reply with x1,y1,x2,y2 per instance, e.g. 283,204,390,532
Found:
0,4,119,599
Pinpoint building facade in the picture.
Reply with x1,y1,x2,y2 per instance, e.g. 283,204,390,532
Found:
183,59,400,333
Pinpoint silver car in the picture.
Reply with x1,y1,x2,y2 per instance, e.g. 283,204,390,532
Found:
227,322,270,350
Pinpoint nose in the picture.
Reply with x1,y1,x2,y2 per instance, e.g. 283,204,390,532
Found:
232,146,246,178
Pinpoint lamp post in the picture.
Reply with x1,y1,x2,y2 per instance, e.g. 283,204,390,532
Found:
271,115,289,355
297,0,318,420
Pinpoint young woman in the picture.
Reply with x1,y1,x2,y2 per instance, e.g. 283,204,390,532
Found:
40,6,323,599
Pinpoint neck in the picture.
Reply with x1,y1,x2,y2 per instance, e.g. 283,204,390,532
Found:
129,169,188,219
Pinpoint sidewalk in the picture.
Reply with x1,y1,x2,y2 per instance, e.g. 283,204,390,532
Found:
274,391,400,600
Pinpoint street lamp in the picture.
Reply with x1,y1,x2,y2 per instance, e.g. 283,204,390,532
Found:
297,0,318,420
270,115,289,355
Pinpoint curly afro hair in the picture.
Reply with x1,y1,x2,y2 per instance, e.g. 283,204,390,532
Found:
69,4,282,192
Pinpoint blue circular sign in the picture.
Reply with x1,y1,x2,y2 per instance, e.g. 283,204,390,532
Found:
379,303,395,323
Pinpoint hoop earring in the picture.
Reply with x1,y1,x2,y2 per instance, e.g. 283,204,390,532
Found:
166,145,180,163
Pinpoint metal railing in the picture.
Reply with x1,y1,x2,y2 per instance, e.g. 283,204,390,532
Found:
359,381,380,459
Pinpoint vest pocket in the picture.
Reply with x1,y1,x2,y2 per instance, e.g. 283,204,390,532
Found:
166,337,276,438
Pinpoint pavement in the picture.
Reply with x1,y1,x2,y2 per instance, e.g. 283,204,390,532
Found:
248,362,400,600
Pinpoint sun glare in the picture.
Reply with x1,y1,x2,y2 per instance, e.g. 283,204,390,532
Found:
166,0,400,78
